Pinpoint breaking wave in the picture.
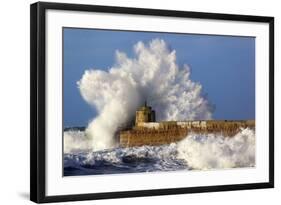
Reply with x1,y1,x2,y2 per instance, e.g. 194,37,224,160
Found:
64,128,255,175
64,130,92,154
177,128,255,170
77,39,214,151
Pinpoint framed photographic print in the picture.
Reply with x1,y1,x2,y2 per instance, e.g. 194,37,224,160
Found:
30,1,274,203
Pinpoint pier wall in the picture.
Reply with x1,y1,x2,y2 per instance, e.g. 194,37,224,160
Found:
120,120,255,147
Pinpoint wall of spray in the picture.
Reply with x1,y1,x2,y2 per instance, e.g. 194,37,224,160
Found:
77,39,214,151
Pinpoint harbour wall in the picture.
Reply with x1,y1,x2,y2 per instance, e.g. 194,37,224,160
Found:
119,120,255,147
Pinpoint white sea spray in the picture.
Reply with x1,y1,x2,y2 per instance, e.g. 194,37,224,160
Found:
64,128,255,171
177,128,255,170
64,130,92,154
77,39,214,151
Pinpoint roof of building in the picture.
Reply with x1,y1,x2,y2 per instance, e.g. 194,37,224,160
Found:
138,101,153,111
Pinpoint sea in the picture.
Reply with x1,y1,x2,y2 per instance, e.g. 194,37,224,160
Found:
64,127,255,176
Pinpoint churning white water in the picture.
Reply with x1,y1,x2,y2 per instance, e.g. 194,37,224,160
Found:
77,39,214,151
64,128,255,175
64,130,92,154
177,128,255,170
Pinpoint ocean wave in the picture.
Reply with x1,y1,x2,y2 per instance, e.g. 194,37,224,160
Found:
78,39,214,151
64,130,92,154
64,142,188,175
177,128,255,170
64,128,255,175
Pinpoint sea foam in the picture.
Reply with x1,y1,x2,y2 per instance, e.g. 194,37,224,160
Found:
64,128,255,173
177,128,255,170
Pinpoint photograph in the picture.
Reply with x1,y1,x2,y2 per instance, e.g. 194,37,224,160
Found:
30,2,274,202
63,28,256,176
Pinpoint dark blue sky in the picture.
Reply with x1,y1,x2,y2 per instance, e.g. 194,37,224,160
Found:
63,28,255,127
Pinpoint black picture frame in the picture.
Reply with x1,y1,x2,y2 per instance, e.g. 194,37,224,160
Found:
30,1,274,203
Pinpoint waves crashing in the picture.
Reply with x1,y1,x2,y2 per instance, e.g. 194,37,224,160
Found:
177,128,255,170
66,39,255,175
77,39,214,151
64,128,255,175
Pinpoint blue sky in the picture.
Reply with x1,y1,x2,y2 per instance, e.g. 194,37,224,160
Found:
63,28,255,127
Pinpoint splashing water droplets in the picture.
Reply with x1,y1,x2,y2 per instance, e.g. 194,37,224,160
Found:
78,39,213,151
